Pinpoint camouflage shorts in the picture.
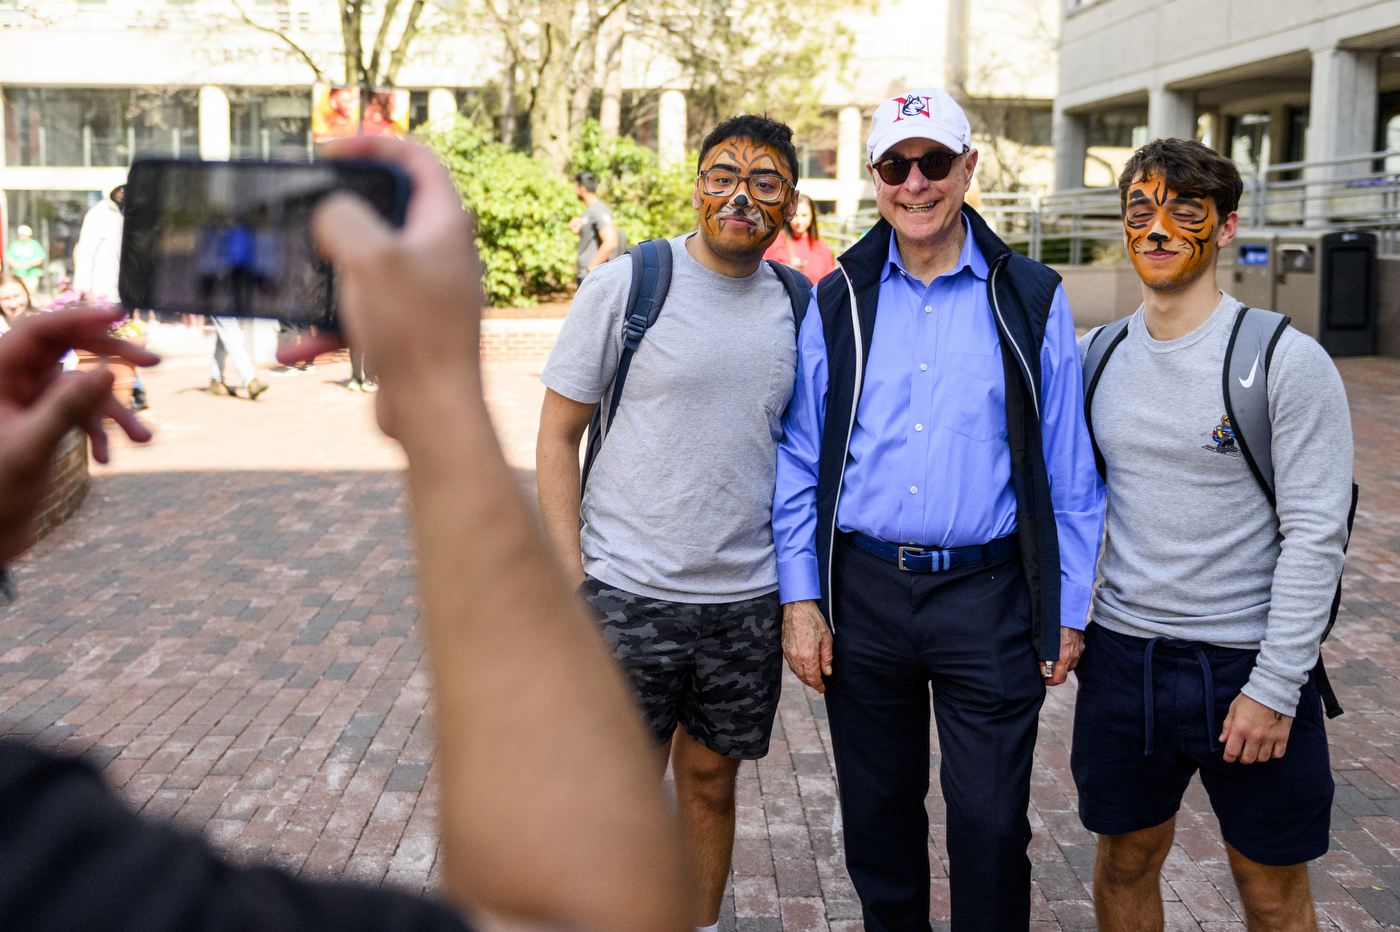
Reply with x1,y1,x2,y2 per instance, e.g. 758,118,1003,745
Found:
579,577,782,760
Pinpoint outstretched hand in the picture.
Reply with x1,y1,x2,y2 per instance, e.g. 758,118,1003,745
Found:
0,307,160,561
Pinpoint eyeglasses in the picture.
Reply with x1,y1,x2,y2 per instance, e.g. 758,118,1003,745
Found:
871,147,969,185
698,169,793,204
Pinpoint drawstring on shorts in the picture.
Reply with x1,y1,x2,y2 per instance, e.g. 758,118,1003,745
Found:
1142,637,1218,757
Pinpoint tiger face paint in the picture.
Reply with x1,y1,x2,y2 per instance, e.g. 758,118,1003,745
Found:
692,139,795,263
1124,174,1220,291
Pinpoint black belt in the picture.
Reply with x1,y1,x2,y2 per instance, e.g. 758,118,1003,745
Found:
851,532,1016,573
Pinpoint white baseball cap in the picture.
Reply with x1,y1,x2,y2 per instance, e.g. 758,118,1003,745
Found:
867,87,972,164
16,225,32,236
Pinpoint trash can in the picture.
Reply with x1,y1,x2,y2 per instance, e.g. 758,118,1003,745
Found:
1318,230,1377,356
1217,231,1276,311
1273,232,1322,342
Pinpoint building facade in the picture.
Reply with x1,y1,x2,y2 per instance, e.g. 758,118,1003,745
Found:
1055,0,1400,190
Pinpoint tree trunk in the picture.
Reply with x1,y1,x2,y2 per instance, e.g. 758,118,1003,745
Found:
599,12,624,139
529,0,572,170
501,40,517,147
568,0,601,138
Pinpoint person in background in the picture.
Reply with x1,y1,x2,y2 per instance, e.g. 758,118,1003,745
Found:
0,274,37,333
209,316,268,401
348,347,377,392
0,132,690,932
764,193,834,281
6,226,47,297
568,170,620,282
73,185,124,303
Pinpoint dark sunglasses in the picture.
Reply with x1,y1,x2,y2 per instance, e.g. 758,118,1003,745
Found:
871,147,969,185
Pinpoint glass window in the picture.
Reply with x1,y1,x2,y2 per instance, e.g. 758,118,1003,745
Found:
409,90,429,131
5,190,102,295
229,89,313,160
1228,112,1271,174
798,146,836,180
3,88,198,167
1087,109,1148,148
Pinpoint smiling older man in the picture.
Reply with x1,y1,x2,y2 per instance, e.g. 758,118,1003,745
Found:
773,88,1105,932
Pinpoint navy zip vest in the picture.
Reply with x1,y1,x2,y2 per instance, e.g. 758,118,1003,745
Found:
812,206,1066,661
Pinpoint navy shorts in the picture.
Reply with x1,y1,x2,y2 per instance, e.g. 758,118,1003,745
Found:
579,577,782,760
1071,624,1333,866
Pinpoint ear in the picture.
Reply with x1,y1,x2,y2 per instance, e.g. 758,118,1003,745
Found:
692,177,703,212
783,189,799,223
962,149,979,191
866,163,881,191
1216,210,1239,249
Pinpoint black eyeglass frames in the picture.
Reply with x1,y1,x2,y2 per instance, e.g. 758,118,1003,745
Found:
871,147,970,185
698,169,794,204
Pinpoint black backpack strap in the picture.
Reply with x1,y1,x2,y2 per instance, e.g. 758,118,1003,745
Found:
1222,306,1290,506
1080,315,1132,482
765,259,813,331
579,238,673,495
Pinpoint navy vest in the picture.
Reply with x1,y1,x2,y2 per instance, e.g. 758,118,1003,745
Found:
812,206,1065,661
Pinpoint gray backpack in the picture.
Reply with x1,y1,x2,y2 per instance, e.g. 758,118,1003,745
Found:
1082,306,1357,718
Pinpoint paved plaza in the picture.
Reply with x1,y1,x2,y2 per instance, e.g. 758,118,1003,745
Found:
3,322,1400,930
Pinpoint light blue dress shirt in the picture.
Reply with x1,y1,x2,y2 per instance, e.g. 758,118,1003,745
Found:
773,222,1105,629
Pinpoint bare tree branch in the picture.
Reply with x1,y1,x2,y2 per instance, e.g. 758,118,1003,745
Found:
230,0,326,83
367,0,404,84
384,0,427,85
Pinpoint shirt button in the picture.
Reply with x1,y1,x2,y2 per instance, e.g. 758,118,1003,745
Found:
910,486,918,494
915,424,923,431
920,363,928,371
924,305,932,313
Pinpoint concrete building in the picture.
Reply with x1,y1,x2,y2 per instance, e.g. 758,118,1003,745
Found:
1055,0,1400,191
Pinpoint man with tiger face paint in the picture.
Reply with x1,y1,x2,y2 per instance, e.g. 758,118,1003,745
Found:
537,115,803,932
1074,138,1353,932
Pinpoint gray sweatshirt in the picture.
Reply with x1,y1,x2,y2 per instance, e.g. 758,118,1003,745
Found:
1079,293,1353,716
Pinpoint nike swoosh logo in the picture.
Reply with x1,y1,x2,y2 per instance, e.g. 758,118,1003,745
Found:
1239,353,1259,389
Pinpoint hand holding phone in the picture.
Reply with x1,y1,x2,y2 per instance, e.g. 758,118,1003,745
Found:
119,159,411,331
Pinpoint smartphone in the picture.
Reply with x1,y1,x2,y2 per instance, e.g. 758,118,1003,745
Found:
119,158,412,330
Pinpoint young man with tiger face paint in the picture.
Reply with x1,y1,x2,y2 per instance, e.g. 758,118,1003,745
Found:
536,114,802,932
1074,138,1354,932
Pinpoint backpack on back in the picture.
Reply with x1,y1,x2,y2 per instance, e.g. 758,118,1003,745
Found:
579,237,813,494
1082,306,1358,719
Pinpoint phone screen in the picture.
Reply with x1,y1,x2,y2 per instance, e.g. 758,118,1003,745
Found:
119,159,410,330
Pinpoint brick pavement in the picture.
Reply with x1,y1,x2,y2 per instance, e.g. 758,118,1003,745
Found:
4,322,1400,930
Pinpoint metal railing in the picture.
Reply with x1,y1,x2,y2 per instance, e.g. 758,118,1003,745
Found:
824,148,1400,264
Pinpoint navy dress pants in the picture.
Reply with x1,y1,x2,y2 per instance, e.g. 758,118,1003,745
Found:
826,533,1046,932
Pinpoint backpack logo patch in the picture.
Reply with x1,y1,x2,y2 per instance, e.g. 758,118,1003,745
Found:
1204,414,1242,457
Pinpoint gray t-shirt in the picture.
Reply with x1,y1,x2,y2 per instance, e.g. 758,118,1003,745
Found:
543,233,796,602
1079,293,1353,715
576,201,614,278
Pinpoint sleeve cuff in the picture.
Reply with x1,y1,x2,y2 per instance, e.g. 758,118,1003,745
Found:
777,556,821,605
1059,579,1094,631
1241,665,1304,718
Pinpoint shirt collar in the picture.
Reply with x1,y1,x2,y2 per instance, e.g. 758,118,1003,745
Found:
881,214,987,286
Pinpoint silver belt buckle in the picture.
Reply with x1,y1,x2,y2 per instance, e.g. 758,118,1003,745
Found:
897,545,927,571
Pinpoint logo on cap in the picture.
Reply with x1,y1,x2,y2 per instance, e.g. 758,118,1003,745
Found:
893,95,931,123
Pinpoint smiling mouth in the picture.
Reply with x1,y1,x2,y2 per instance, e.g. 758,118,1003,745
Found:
901,203,938,213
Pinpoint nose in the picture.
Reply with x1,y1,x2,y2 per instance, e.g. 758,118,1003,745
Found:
732,192,750,208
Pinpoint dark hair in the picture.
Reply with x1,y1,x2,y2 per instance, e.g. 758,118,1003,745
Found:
697,114,800,183
784,193,821,243
1118,138,1242,217
573,171,598,193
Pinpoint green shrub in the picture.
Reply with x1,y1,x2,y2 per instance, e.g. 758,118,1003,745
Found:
423,118,700,307
424,120,576,307
569,120,697,247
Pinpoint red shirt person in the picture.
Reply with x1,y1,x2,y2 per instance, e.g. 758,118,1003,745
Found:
764,193,834,281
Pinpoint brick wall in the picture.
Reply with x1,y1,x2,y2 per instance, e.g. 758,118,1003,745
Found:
479,319,564,362
30,428,89,547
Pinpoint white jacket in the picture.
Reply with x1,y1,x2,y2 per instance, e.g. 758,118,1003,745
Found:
72,199,123,300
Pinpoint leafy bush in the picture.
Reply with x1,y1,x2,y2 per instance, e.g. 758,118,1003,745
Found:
424,120,576,307
423,118,699,307
569,120,697,247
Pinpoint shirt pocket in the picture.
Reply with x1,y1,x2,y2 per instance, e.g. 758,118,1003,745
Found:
940,350,1007,442
765,338,799,424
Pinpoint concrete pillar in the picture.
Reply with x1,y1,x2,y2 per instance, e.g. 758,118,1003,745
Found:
1148,87,1194,141
1053,105,1087,192
1306,47,1380,224
198,86,230,162
658,89,686,170
837,105,863,220
427,88,458,132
